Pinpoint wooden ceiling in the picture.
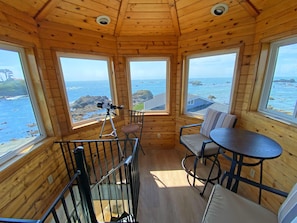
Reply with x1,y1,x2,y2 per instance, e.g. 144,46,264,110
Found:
0,0,279,36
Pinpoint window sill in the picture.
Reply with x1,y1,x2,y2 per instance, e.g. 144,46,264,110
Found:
0,136,58,173
251,111,297,128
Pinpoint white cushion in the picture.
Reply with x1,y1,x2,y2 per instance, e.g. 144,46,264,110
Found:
180,134,219,156
278,183,297,223
202,184,277,223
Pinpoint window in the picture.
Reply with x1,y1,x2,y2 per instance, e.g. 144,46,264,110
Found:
259,37,297,124
57,53,116,126
183,50,238,116
0,43,45,162
127,57,170,113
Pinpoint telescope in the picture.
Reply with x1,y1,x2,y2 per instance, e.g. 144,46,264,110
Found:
97,101,124,110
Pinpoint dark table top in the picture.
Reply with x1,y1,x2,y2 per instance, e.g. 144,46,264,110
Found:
210,128,282,159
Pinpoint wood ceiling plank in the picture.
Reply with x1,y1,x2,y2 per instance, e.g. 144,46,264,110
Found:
175,0,202,10
56,1,117,19
1,0,48,17
61,0,119,18
122,19,174,26
125,11,172,19
46,8,115,35
237,0,259,17
35,0,61,21
128,0,169,3
0,1,36,25
178,3,253,34
168,0,181,36
127,3,170,12
91,0,121,11
115,0,129,36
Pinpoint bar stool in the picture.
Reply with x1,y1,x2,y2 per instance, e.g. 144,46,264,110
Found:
122,110,145,155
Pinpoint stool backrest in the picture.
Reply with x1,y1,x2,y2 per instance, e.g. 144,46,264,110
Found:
200,108,237,137
129,110,144,126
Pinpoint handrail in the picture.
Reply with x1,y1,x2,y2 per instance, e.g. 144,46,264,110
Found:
0,218,37,223
1,138,140,223
96,157,130,185
0,171,83,223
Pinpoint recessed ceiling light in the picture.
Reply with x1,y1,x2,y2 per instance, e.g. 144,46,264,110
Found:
211,3,229,16
96,15,111,26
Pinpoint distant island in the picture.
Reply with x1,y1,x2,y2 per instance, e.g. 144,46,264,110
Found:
70,90,153,121
0,79,28,98
273,78,296,83
190,80,203,86
0,69,28,98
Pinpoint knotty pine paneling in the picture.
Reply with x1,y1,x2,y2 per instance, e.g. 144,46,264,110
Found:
0,138,68,219
236,0,297,213
0,4,67,219
116,35,178,150
1,0,297,220
175,9,256,147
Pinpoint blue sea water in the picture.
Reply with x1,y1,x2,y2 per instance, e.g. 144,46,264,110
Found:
0,96,39,143
1,77,296,143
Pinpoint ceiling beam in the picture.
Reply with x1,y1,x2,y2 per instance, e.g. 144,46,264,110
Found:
237,0,260,17
114,0,129,36
34,0,61,21
168,0,180,36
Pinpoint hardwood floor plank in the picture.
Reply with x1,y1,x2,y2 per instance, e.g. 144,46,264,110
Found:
137,149,211,223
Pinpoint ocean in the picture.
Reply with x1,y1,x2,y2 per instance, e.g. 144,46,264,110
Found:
0,77,296,144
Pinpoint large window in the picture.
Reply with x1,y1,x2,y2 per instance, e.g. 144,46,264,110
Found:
0,43,45,162
57,53,116,126
259,37,297,124
183,50,238,116
127,57,170,113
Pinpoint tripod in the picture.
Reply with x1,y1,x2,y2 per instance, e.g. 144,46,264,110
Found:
99,108,118,138
99,108,124,158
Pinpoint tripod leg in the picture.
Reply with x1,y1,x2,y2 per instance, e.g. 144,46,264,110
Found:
99,113,108,138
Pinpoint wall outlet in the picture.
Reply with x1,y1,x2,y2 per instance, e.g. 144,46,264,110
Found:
157,133,161,138
250,168,255,178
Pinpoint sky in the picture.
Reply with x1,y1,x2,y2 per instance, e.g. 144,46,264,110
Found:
1,44,297,81
129,61,167,80
0,49,24,80
189,53,237,78
59,57,109,81
275,43,297,77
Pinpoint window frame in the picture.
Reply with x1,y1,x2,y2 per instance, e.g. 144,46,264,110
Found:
182,48,240,117
258,36,297,124
0,42,46,164
56,52,118,128
126,57,171,114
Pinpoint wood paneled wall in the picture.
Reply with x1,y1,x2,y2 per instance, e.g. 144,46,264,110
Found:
234,0,297,212
175,0,297,213
175,10,256,146
1,0,297,219
116,35,178,150
0,3,67,219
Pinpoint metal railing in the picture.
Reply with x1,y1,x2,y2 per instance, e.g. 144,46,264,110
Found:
0,138,140,223
0,171,89,223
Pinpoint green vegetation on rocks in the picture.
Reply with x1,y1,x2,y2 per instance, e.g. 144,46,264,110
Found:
0,79,28,97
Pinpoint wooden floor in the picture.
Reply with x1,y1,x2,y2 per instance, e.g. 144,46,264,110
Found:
137,149,215,223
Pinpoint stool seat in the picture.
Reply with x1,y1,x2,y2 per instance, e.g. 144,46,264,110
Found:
122,124,139,134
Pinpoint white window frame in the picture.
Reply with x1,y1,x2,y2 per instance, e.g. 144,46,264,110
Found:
57,52,117,128
182,49,239,117
259,36,297,124
0,42,46,164
127,57,170,114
